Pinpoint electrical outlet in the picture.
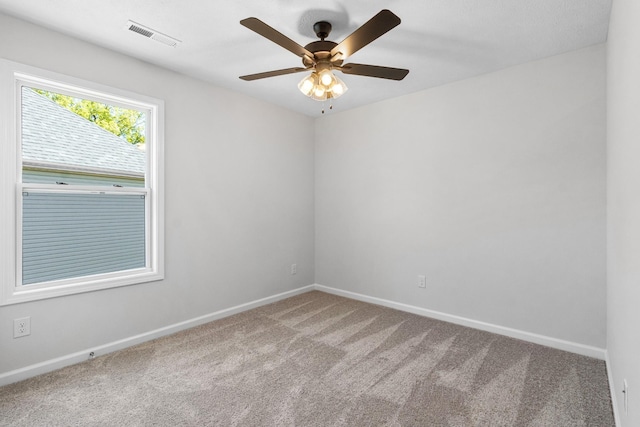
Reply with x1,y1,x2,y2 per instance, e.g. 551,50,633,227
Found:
13,317,31,338
291,264,297,275
418,275,426,288
623,379,629,415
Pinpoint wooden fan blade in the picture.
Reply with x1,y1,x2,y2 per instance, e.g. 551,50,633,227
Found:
241,18,313,58
330,10,401,60
339,63,409,80
239,67,310,81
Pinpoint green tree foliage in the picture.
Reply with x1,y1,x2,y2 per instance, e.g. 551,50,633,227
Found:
34,89,145,145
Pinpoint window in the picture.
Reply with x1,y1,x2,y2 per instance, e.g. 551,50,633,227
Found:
0,60,164,305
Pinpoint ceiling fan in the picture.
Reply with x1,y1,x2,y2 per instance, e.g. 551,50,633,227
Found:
239,10,409,103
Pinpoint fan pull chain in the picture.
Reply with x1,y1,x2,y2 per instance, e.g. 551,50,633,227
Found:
321,100,334,115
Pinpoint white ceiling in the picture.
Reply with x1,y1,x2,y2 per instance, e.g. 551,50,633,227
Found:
0,0,612,117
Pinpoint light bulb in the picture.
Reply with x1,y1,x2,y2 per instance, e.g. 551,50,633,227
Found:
329,75,348,99
298,73,317,97
310,84,327,101
320,70,334,87
300,79,314,94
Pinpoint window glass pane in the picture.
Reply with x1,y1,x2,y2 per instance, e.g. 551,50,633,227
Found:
21,87,146,187
22,191,146,285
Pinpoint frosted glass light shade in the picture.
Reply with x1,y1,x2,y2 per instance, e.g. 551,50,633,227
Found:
297,73,317,96
311,84,327,101
319,70,335,87
329,75,348,99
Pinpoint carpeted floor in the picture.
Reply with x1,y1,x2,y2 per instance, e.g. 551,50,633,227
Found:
0,291,614,426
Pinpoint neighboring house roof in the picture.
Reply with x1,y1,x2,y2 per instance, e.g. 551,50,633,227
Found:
21,88,145,176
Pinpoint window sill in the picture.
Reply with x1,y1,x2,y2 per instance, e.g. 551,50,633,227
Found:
1,269,164,306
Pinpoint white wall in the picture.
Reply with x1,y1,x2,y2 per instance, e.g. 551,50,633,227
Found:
0,13,315,375
607,0,640,424
316,45,607,348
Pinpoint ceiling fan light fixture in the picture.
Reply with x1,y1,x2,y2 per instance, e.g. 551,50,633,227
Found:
240,10,408,109
299,70,348,101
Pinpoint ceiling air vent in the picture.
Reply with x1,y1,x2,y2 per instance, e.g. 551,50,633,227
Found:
126,20,181,47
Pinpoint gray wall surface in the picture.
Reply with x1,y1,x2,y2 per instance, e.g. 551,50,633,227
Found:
315,44,607,348
0,13,315,374
607,0,640,424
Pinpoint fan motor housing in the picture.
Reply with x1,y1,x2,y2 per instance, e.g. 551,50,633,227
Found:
303,41,339,67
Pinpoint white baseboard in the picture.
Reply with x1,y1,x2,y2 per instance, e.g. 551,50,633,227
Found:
0,285,314,387
605,350,621,426
1,283,608,387
313,284,607,360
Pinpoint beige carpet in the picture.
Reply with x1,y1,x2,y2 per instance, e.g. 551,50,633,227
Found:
0,291,614,426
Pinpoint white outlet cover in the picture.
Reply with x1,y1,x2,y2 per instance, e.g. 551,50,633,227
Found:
418,275,427,288
13,316,31,338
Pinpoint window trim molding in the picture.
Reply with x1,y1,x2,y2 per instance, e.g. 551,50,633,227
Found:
0,59,164,306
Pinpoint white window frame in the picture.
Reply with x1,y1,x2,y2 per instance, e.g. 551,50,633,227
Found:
0,59,164,305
